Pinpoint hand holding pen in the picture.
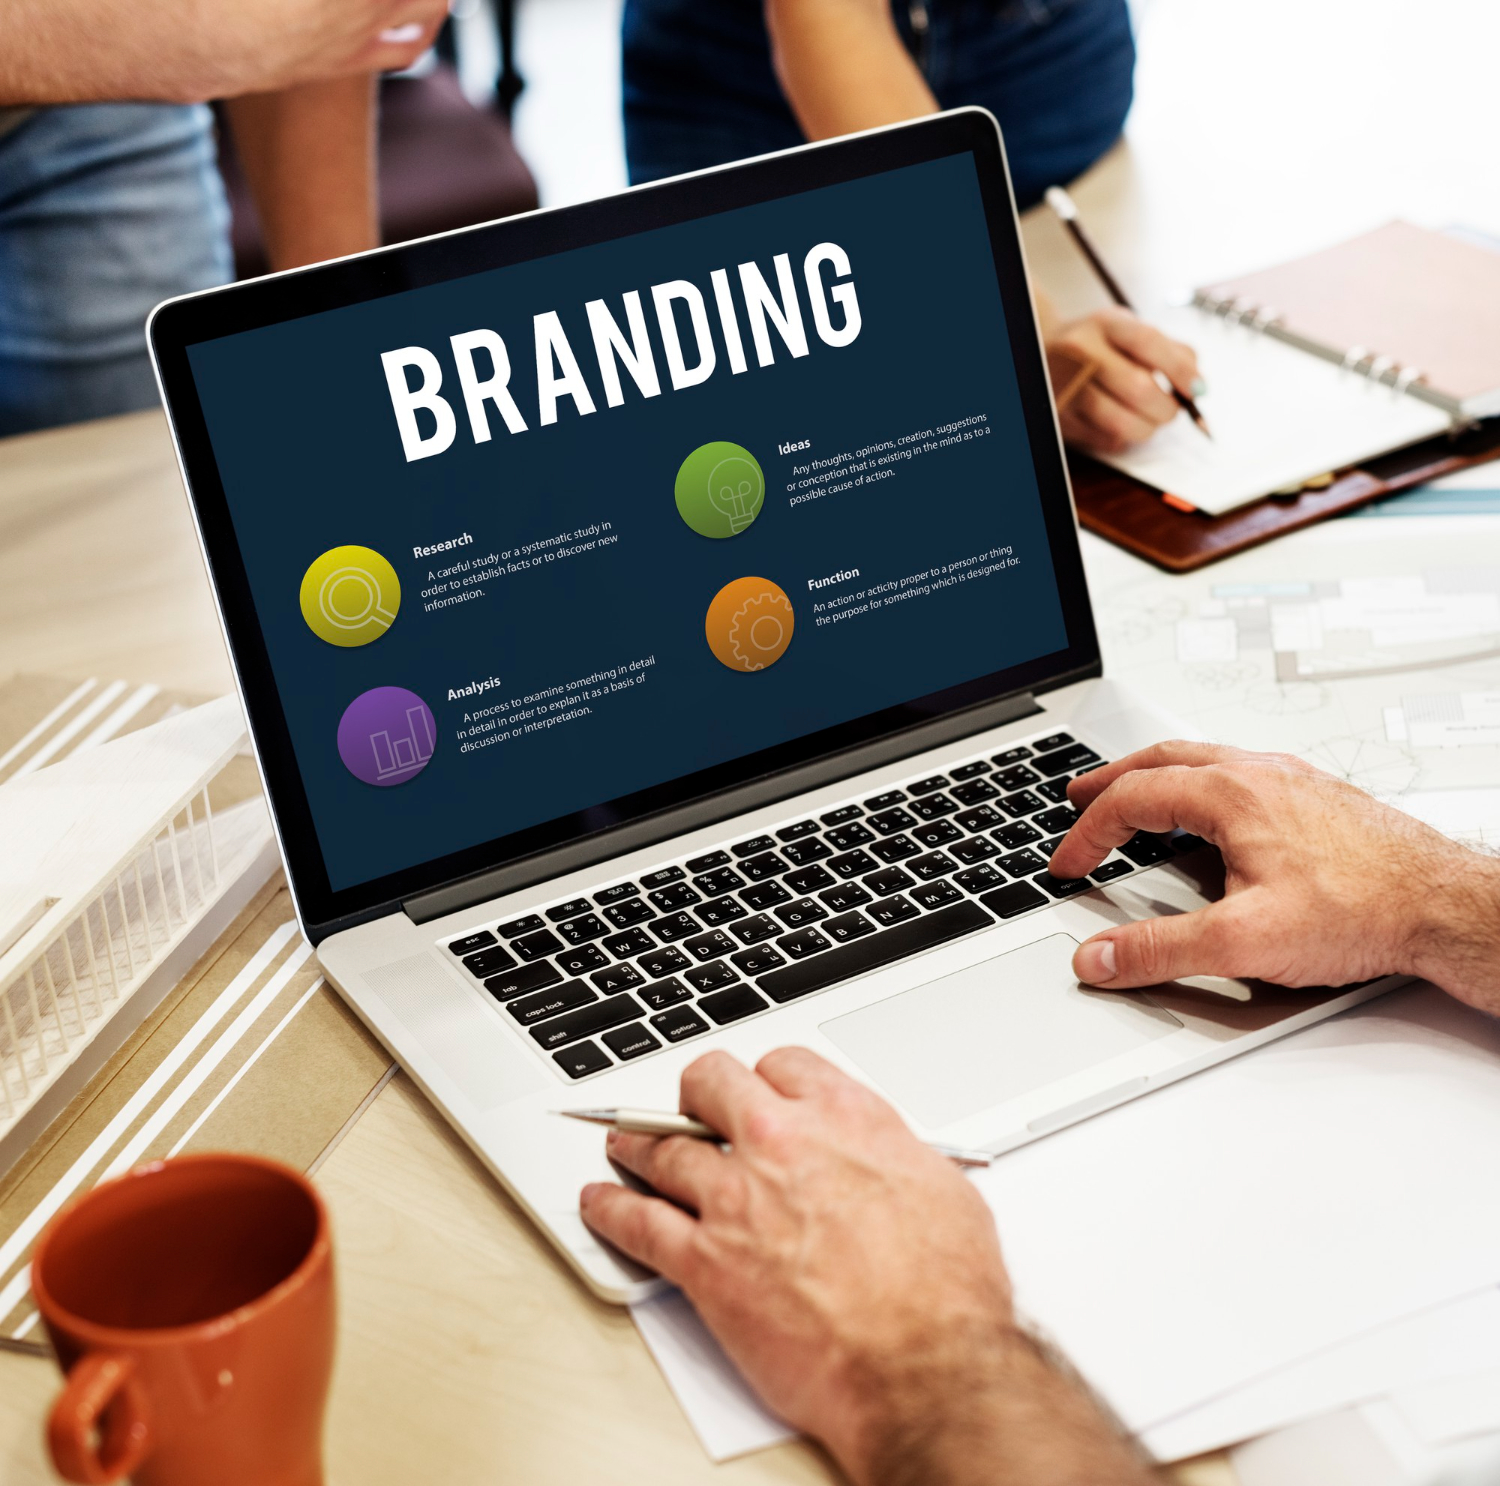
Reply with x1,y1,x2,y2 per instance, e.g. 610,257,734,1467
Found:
561,1107,993,1167
1039,187,1210,451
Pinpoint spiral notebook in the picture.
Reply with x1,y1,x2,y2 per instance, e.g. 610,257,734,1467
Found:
1092,222,1500,517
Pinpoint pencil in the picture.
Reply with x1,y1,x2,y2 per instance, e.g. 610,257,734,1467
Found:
559,1107,994,1168
1044,186,1213,440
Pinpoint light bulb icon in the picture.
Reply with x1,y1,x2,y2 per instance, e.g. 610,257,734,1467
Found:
675,441,766,539
707,456,763,534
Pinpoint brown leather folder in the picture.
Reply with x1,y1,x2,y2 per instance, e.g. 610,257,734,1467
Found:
1069,419,1500,573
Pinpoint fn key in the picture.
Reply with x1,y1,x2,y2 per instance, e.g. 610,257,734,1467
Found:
553,1041,611,1079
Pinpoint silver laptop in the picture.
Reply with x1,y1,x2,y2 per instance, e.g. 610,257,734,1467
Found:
149,110,1402,1302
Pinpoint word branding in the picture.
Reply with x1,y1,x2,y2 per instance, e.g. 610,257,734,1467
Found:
381,243,862,463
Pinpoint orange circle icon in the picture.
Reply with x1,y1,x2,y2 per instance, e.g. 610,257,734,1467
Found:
705,576,795,673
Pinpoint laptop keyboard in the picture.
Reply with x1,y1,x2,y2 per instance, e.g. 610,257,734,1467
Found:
440,731,1204,1081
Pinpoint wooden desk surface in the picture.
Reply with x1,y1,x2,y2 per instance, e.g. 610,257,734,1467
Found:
3,0,1497,1478
0,413,1234,1486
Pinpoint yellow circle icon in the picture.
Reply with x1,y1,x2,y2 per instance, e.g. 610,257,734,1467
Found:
299,546,401,647
705,576,795,673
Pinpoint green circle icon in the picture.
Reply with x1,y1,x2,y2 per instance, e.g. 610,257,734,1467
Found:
674,442,765,539
299,545,401,647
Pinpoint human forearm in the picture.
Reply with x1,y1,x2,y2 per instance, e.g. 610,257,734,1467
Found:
0,0,210,103
845,1325,1156,1486
224,77,378,271
1407,853,1500,1015
1,0,441,106
764,0,936,139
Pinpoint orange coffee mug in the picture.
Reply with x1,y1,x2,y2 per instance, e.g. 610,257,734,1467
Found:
31,1153,335,1486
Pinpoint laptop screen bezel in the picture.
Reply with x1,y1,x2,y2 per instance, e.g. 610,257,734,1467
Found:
150,108,1101,941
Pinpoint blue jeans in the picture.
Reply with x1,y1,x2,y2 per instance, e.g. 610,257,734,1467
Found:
0,104,232,437
623,0,1135,208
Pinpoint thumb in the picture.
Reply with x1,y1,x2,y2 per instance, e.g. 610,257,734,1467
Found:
1073,906,1231,989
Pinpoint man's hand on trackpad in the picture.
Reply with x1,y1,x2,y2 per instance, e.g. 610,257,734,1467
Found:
1054,741,1500,1014
580,1048,1155,1486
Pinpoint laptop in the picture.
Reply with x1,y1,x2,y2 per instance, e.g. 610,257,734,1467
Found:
149,109,1403,1302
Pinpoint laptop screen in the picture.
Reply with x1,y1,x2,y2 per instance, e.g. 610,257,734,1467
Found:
158,114,1097,932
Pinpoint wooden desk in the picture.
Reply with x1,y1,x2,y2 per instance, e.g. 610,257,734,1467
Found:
3,0,1497,1478
0,408,1237,1485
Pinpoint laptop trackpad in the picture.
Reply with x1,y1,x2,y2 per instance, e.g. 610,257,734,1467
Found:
821,934,1182,1129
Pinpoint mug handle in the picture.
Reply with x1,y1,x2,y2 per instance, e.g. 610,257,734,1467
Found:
47,1351,152,1484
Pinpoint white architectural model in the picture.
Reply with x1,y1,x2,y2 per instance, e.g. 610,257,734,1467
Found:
0,698,277,1173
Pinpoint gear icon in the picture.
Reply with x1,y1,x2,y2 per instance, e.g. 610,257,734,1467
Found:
727,590,793,670
705,576,795,673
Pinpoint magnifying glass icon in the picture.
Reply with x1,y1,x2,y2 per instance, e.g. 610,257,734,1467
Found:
318,566,397,633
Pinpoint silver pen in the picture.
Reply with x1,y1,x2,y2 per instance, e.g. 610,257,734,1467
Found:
560,1107,993,1168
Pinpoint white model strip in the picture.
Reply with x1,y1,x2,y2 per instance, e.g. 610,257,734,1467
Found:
96,941,316,1183
74,684,162,753
0,920,299,1290
0,936,313,1325
166,979,323,1157
0,680,96,776
10,680,127,779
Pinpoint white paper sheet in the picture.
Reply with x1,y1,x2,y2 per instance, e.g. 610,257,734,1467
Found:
1234,1402,1500,1486
1231,1405,1411,1486
1392,1365,1500,1448
1140,1287,1500,1461
1093,305,1451,515
972,983,1500,1435
631,987,1500,1465
631,1287,795,1461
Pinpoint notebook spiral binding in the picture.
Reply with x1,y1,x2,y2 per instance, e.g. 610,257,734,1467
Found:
1190,288,1444,406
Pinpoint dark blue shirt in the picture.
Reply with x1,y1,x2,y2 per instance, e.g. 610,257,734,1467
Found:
622,0,1135,209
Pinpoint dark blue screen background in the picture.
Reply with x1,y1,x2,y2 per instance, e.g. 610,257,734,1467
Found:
188,154,1068,891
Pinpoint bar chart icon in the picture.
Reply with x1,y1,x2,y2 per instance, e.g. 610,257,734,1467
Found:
337,687,437,787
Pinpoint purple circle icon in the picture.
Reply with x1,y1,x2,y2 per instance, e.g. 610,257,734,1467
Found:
337,686,436,787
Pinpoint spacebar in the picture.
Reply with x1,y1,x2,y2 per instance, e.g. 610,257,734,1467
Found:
756,900,993,1004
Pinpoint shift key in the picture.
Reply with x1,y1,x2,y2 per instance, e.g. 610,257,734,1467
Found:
529,993,647,1050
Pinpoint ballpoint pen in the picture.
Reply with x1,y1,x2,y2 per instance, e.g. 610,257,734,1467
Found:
1044,185,1213,441
559,1107,994,1168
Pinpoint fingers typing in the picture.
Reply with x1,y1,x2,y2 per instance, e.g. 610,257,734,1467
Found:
1051,766,1224,878
1066,740,1249,808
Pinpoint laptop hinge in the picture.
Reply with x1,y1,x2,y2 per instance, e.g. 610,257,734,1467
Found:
401,689,1045,926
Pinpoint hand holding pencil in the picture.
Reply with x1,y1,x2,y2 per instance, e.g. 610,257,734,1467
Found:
1036,187,1208,454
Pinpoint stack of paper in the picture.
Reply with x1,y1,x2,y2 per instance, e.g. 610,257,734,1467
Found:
630,510,1500,1473
632,982,1500,1466
1234,1398,1500,1486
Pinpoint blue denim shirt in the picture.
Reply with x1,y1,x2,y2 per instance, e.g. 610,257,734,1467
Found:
623,0,1135,207
0,103,231,436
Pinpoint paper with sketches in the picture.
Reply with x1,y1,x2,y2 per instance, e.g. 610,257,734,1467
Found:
1083,513,1500,848
632,1288,795,1461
